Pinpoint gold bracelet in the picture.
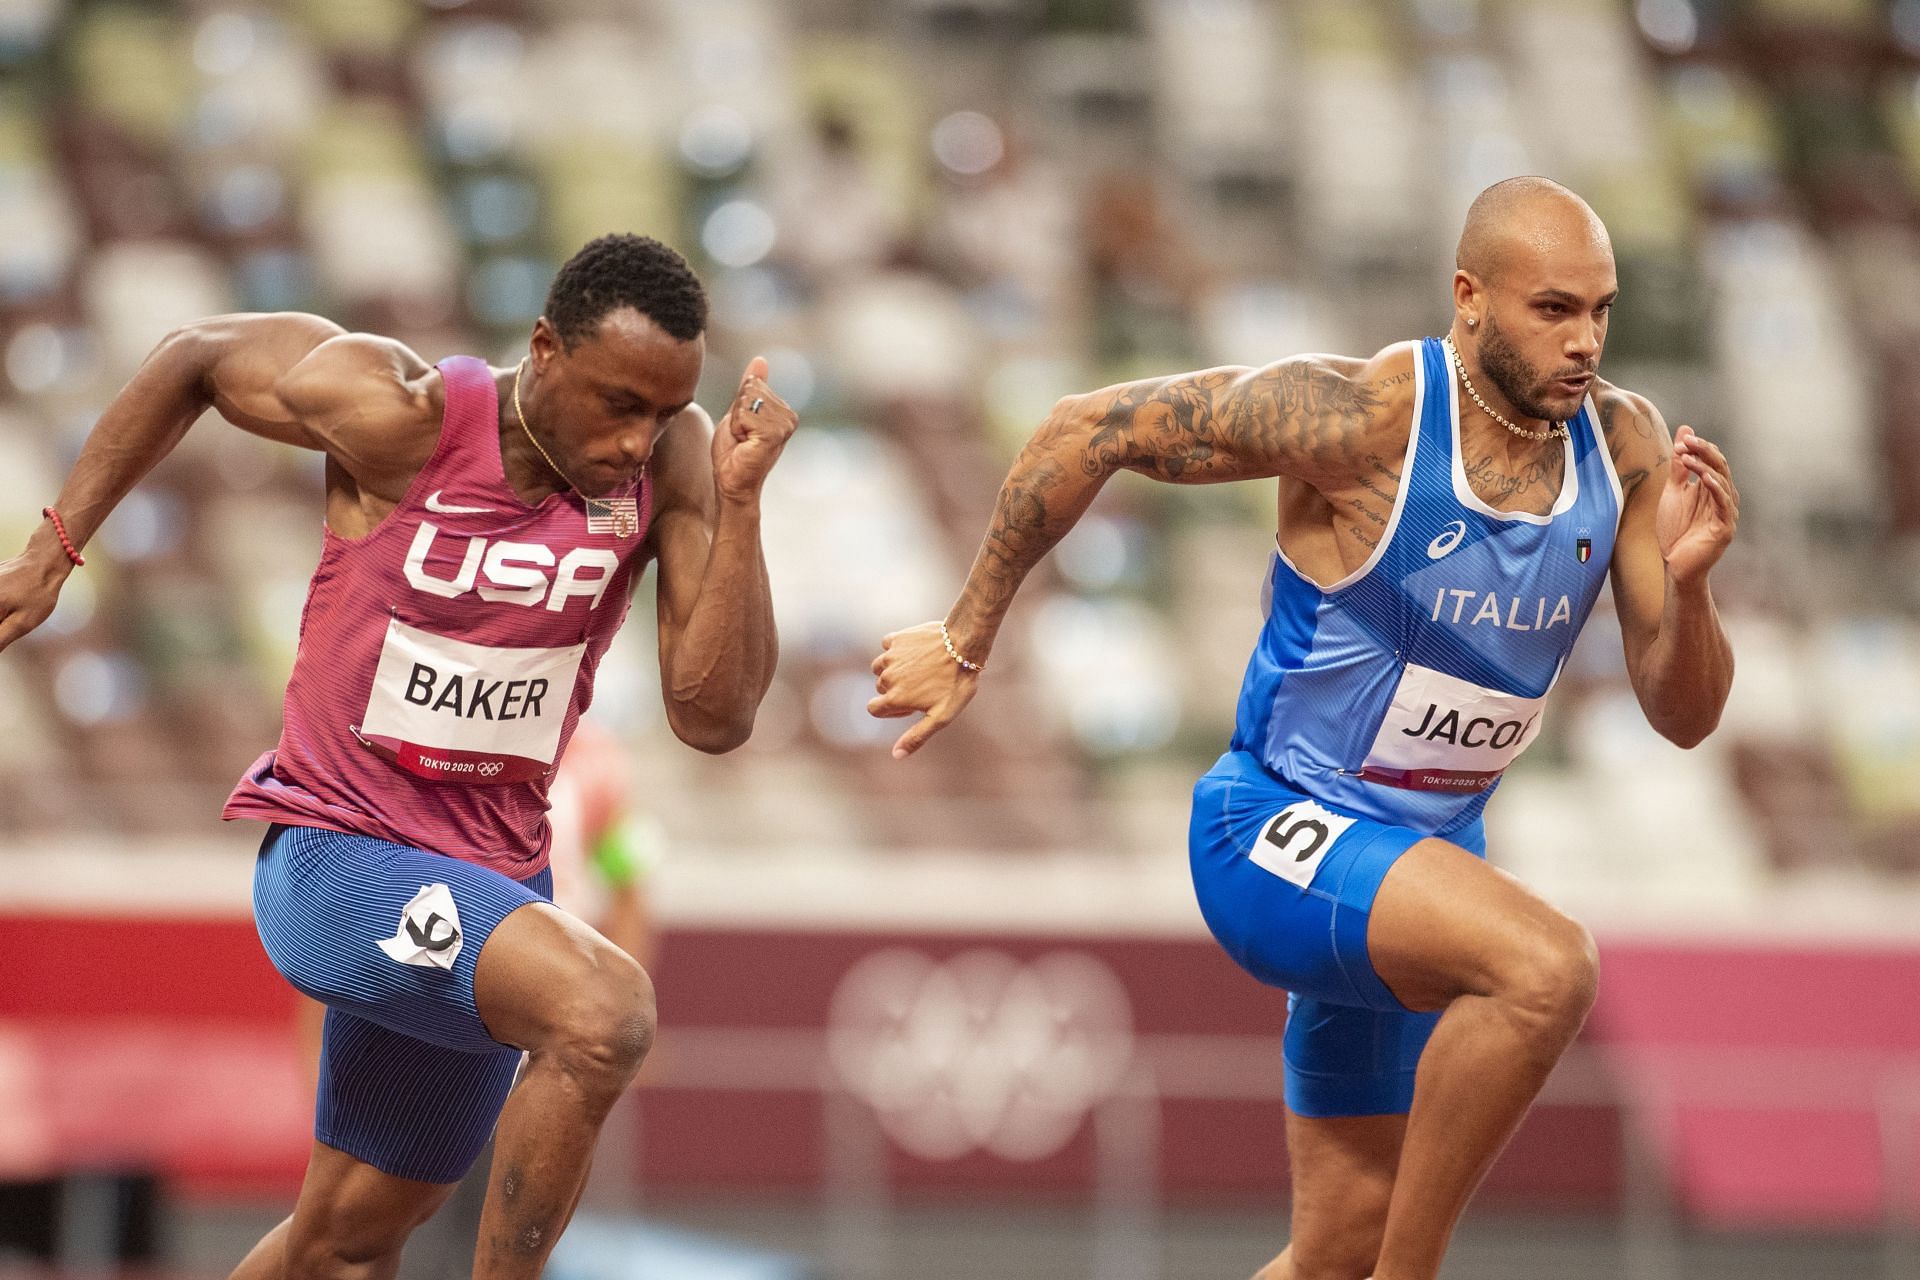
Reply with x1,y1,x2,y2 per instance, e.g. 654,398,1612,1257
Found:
940,621,984,673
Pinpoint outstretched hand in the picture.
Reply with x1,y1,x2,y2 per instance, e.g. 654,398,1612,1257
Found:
712,356,798,503
1657,425,1738,586
0,536,70,657
867,621,981,759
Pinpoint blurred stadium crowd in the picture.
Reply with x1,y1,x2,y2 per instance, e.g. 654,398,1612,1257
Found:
0,0,1917,908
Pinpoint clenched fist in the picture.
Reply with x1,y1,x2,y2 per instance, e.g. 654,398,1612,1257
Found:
713,356,798,504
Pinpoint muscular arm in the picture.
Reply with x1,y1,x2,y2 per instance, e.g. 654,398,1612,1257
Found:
646,405,780,754
949,353,1396,659
0,312,431,652
869,350,1408,757
1600,388,1736,748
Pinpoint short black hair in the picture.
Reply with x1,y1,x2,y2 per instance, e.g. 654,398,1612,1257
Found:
544,233,708,347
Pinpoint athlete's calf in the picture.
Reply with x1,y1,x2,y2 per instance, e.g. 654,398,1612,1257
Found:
470,902,655,1276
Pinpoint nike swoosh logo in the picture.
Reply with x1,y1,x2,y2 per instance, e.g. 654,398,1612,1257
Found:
424,490,496,515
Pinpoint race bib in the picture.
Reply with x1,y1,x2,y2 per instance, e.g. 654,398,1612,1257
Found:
1249,799,1359,890
355,617,584,785
376,883,465,970
1360,663,1548,793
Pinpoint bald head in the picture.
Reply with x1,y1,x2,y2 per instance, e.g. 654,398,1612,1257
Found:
1456,176,1611,285
1450,178,1617,426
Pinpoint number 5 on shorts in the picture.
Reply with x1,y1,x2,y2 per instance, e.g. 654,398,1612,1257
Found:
1249,799,1358,890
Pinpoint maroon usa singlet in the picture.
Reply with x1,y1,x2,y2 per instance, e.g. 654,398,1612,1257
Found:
224,356,652,876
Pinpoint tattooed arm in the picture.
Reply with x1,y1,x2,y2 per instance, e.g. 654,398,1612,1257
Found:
1598,385,1737,748
867,351,1405,758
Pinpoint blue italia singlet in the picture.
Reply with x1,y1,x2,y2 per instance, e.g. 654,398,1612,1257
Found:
1229,336,1624,836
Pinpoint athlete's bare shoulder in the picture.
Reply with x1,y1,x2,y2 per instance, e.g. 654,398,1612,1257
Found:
1590,377,1673,503
270,327,439,443
185,312,439,479
1059,340,1416,488
1322,338,1420,454
1226,340,1418,487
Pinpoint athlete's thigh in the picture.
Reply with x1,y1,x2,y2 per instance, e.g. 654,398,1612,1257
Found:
1285,1110,1407,1274
1189,751,1434,1011
471,897,650,1054
253,823,555,1055
1366,836,1589,1013
285,1140,458,1269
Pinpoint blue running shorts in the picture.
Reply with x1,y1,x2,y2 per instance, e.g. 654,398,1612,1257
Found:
1188,751,1487,1118
253,824,554,1184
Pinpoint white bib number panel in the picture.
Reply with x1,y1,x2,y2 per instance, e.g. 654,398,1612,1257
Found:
357,617,584,784
1249,800,1359,890
1360,662,1548,793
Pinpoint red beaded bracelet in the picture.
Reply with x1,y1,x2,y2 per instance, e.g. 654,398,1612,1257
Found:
41,506,84,567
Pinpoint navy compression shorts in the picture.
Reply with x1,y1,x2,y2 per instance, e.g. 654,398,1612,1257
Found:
253,824,553,1183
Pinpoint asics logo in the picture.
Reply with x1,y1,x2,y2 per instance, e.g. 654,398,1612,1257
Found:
1427,520,1467,559
424,490,496,515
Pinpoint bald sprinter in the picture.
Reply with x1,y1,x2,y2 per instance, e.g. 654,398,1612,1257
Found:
871,176,1739,1280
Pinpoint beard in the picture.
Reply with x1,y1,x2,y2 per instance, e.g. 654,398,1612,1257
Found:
1476,315,1594,422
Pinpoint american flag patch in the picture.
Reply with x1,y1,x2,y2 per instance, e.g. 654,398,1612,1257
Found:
586,497,640,538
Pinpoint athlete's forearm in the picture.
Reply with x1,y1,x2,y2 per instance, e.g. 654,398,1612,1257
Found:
945,398,1115,660
1635,573,1734,748
32,327,217,566
664,495,777,753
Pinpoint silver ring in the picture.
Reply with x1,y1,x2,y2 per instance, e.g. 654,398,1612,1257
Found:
749,397,764,413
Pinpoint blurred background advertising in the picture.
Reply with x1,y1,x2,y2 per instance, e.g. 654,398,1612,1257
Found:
2,0,1920,1276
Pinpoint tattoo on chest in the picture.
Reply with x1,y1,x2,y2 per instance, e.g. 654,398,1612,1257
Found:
1462,451,1562,511
1320,450,1404,556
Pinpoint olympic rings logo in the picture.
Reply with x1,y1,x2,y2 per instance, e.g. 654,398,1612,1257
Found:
827,948,1135,1163
476,761,504,778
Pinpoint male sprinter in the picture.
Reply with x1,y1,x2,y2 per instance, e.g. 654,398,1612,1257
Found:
869,178,1736,1280
0,234,795,1277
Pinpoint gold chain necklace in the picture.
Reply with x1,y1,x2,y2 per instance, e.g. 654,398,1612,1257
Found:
1443,337,1568,442
510,360,642,537
512,359,583,491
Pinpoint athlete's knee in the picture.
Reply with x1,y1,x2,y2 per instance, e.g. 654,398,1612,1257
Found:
549,951,655,1087
283,1234,402,1280
1497,915,1599,1035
